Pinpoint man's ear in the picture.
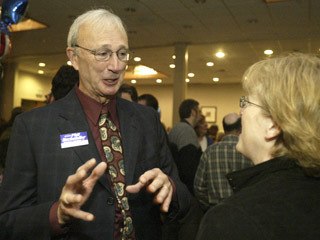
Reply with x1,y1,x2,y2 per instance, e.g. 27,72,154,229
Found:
66,47,79,70
265,118,281,141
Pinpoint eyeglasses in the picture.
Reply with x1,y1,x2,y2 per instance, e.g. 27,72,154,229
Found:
239,96,264,109
73,44,131,62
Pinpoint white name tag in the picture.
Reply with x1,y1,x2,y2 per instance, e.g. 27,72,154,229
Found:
60,132,89,149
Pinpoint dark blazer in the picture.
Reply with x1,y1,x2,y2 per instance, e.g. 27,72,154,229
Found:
196,157,320,240
0,88,191,240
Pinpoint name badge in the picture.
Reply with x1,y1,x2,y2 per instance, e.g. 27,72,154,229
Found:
60,132,89,149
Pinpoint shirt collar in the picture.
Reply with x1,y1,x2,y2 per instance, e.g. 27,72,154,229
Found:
75,86,118,126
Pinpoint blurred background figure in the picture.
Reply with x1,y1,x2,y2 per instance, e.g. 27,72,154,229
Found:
194,114,213,152
46,65,79,104
197,53,320,240
138,93,159,112
0,107,23,141
207,124,219,143
194,112,251,212
117,83,138,102
0,107,23,186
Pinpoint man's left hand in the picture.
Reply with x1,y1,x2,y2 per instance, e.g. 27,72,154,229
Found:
126,168,173,212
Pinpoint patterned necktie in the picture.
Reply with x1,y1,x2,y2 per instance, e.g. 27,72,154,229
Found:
99,110,135,240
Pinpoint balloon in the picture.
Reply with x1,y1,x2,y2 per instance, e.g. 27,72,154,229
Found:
1,0,28,25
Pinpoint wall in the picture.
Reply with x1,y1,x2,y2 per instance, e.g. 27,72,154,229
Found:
136,83,245,131
14,70,51,108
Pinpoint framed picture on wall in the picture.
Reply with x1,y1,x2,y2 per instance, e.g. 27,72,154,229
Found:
201,106,217,123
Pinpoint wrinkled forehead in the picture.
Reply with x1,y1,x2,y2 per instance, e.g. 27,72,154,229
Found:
78,21,128,45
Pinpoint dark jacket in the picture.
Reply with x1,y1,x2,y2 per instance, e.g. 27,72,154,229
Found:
0,88,191,240
196,156,320,240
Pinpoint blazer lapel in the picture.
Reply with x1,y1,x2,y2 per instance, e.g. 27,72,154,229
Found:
117,99,140,185
56,89,111,192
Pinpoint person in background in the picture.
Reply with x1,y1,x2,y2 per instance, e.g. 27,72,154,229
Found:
138,93,159,112
0,9,190,240
117,83,138,102
197,53,320,240
194,112,251,211
207,124,219,143
138,93,168,135
194,114,213,152
45,65,79,104
167,99,203,240
0,107,23,141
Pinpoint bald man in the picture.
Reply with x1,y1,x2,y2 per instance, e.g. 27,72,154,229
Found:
194,112,252,211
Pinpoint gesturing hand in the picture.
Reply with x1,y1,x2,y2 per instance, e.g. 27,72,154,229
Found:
126,168,173,212
57,158,107,224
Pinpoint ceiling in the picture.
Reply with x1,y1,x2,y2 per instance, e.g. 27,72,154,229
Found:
4,0,320,85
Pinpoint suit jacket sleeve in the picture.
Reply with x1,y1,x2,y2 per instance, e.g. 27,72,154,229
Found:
0,114,54,240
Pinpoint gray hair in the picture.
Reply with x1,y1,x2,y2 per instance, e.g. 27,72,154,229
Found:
67,8,127,47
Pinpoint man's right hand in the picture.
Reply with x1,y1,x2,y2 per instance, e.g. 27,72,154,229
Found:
57,158,107,224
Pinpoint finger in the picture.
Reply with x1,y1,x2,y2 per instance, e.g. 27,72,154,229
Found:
62,193,82,205
76,158,97,173
160,186,173,213
64,159,98,188
83,162,107,188
126,168,164,193
153,185,170,204
60,203,95,222
126,181,145,193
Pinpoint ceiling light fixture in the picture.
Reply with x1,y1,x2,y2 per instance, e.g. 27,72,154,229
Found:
156,79,162,83
131,79,137,84
169,64,175,69
67,61,72,66
38,70,44,74
264,49,273,55
188,72,195,77
206,62,214,67
172,55,176,59
38,63,46,67
215,51,225,58
134,65,157,75
212,77,219,82
134,57,141,62
185,78,190,83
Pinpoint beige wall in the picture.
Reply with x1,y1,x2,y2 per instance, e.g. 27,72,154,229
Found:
14,70,51,107
137,83,245,131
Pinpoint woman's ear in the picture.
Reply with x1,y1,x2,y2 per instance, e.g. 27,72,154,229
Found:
265,118,281,141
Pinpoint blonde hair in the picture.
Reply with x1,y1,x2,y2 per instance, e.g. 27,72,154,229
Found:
242,53,320,175
67,8,127,47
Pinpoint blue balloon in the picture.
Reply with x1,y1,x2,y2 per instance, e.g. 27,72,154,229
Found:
1,0,28,25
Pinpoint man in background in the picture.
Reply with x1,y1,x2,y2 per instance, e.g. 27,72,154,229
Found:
194,112,252,211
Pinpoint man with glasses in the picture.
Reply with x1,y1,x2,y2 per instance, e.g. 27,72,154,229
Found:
0,9,190,240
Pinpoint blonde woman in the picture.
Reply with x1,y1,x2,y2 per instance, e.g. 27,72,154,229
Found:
197,53,320,240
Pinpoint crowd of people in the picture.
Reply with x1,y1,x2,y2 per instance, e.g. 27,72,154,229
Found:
0,7,320,240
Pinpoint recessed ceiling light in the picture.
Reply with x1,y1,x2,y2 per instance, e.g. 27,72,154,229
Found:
213,77,219,82
188,72,195,77
67,61,72,66
38,62,45,67
206,62,214,67
215,51,225,58
264,49,273,55
156,79,162,83
172,55,176,59
131,79,137,84
38,70,44,74
185,78,190,83
169,64,175,69
134,57,141,62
